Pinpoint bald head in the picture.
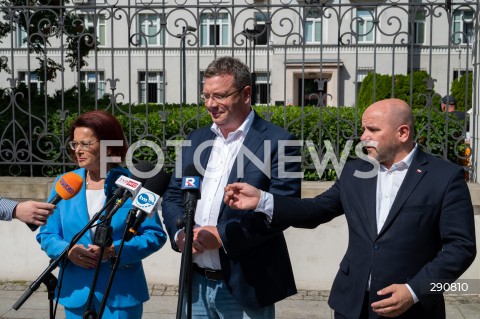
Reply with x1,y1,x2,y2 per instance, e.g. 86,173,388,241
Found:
361,98,415,168
366,98,414,139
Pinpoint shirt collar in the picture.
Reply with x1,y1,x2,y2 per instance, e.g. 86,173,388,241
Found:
210,109,255,142
381,144,418,172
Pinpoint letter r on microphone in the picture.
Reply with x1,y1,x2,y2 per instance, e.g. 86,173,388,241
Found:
182,176,200,189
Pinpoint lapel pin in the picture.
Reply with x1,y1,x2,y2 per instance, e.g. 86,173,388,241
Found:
416,169,422,173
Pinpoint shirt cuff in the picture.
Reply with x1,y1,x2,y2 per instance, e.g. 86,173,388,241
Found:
0,198,19,221
254,191,274,222
405,284,419,304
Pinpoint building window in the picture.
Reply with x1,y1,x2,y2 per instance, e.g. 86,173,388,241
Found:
200,13,229,46
356,69,373,93
252,72,270,104
253,12,269,45
139,14,165,47
18,71,44,94
199,71,205,97
80,71,105,99
356,9,374,43
16,24,28,48
453,69,471,80
139,71,164,104
453,10,474,45
80,14,106,46
305,8,322,44
413,10,426,44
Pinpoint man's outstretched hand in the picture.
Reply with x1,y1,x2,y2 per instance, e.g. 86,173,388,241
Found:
223,182,261,210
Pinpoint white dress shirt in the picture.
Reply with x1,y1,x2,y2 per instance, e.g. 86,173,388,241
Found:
258,145,420,301
193,110,254,270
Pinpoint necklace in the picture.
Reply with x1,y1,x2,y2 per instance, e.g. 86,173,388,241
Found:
86,171,104,190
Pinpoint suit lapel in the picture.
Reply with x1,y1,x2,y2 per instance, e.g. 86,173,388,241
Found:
219,113,266,215
71,168,91,242
199,131,216,170
357,162,378,238
226,113,267,185
377,150,428,237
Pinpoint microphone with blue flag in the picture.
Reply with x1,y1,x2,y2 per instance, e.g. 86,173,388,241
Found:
177,164,202,229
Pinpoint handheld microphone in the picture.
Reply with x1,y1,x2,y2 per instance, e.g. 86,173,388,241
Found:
126,169,171,241
27,172,83,231
177,164,202,229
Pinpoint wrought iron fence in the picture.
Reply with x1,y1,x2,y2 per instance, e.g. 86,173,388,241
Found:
0,0,478,180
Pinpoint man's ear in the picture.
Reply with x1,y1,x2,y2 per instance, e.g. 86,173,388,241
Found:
398,124,410,142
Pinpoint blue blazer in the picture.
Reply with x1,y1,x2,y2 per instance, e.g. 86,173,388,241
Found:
162,112,301,308
272,149,476,318
37,168,167,309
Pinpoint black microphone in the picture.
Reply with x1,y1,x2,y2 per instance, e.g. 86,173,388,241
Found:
177,164,202,229
108,161,153,201
126,169,171,241
27,172,84,231
102,161,156,221
104,166,130,200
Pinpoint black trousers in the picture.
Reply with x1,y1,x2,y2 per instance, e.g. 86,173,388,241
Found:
334,292,369,319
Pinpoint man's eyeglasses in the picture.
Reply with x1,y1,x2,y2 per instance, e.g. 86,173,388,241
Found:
200,86,246,103
68,140,98,151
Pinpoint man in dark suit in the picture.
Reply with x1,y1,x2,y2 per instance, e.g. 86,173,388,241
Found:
224,98,476,318
161,56,301,318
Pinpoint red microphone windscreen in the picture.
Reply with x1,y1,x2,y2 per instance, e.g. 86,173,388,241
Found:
54,172,83,200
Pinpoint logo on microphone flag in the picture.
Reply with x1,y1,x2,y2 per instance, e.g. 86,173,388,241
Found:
132,189,160,215
182,176,200,190
135,192,158,208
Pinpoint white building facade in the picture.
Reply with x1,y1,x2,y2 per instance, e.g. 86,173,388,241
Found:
0,0,477,107
0,0,478,179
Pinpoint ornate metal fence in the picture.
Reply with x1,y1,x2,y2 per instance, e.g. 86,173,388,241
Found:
0,0,478,180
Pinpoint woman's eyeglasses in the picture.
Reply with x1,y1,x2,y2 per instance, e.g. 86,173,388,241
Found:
68,140,98,151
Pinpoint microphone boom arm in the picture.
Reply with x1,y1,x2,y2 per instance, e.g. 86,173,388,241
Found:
12,194,118,311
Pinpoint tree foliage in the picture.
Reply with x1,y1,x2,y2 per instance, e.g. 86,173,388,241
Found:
357,70,439,110
450,71,473,112
0,0,96,80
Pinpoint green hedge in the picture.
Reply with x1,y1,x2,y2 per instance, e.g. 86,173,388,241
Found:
41,105,466,180
357,70,439,110
0,101,467,180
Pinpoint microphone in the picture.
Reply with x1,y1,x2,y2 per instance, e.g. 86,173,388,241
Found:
177,164,202,229
28,172,83,231
102,161,156,220
104,166,130,200
126,169,171,241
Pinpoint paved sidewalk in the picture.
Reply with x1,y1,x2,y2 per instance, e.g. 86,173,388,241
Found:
1,282,479,318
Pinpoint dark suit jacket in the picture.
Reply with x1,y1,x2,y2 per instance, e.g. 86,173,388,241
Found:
162,112,301,308
272,149,476,318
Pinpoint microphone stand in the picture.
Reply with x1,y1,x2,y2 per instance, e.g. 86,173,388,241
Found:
82,192,134,319
96,209,137,318
12,195,118,312
42,272,58,319
176,196,197,319
82,217,113,319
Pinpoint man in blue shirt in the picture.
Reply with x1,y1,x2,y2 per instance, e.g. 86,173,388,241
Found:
0,196,54,225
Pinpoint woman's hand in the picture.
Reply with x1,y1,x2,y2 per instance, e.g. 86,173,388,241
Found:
88,244,116,262
68,244,98,268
